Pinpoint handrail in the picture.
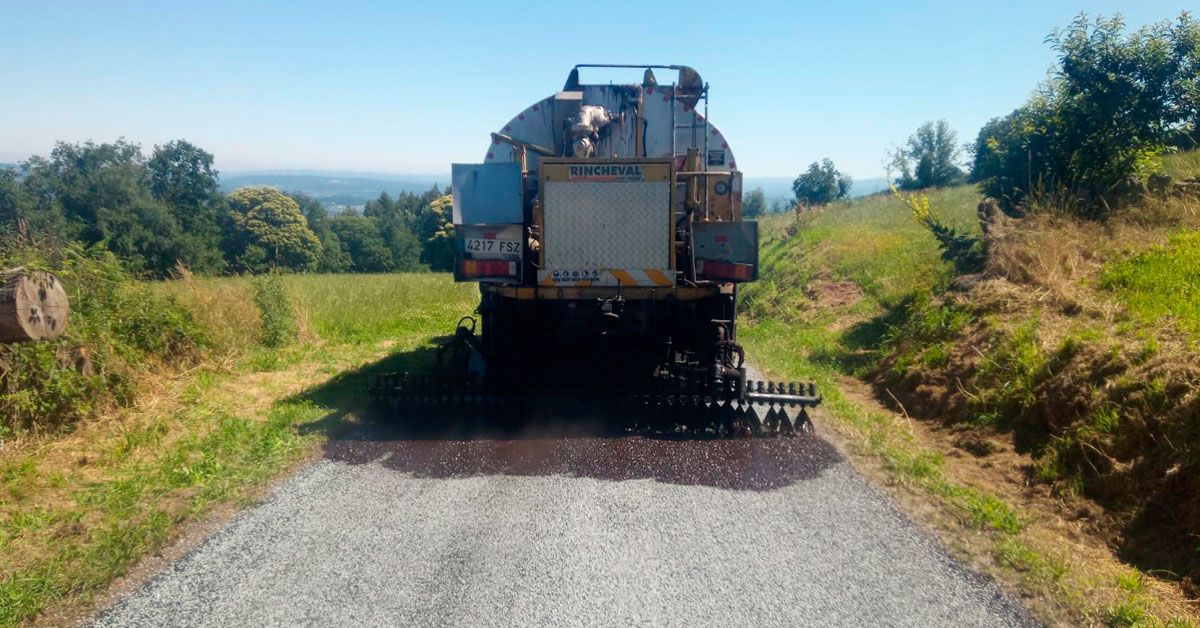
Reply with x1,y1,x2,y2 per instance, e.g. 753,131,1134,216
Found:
490,132,555,157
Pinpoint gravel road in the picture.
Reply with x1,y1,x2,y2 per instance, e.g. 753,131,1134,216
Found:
94,410,1035,627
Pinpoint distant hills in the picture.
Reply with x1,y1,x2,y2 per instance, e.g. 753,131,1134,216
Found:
852,177,891,197
218,171,449,208
744,176,890,206
6,162,887,209
218,170,889,210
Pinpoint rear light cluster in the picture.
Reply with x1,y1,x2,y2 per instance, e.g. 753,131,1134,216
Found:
461,259,517,278
696,259,755,282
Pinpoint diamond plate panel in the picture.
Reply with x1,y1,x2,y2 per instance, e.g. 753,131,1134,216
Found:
543,181,670,270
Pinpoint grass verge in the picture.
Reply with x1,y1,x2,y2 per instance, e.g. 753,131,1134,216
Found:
1101,229,1200,333
0,273,476,625
743,319,1195,627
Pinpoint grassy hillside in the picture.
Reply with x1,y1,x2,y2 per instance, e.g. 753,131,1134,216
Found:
740,185,981,377
740,153,1200,625
0,272,475,624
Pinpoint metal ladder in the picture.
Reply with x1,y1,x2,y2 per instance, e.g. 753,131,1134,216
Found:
671,82,711,281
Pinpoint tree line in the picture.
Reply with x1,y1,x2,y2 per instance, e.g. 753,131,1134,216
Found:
0,139,453,277
790,12,1198,214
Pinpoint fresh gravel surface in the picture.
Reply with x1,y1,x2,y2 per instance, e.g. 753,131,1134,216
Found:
94,414,1035,627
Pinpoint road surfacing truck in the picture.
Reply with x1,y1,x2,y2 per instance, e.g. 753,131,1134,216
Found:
373,64,819,435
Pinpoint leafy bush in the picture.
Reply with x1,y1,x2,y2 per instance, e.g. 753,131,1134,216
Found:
743,187,767,218
251,273,297,347
0,237,206,435
971,13,1200,214
792,158,852,206
891,184,985,274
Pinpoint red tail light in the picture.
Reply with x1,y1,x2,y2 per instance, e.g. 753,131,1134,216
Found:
461,259,517,278
696,259,755,282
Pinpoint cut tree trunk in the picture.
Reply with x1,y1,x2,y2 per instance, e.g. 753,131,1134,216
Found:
0,268,70,342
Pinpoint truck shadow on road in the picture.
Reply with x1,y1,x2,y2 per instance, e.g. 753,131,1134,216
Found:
294,342,843,491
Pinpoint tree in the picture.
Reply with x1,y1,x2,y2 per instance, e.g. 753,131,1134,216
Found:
147,140,220,216
147,140,226,273
287,191,351,273
1173,14,1200,144
421,194,456,271
0,168,31,226
226,187,321,273
743,187,766,218
329,214,395,272
380,221,425,271
7,139,235,276
23,140,193,276
408,187,451,269
793,159,852,206
362,187,439,272
972,12,1200,213
7,159,68,234
890,120,962,189
363,190,398,222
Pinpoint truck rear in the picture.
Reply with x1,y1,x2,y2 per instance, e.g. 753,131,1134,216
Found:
374,64,818,435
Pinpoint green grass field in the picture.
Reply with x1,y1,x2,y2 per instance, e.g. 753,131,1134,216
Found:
284,273,477,344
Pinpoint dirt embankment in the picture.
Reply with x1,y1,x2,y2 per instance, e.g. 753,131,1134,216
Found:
876,211,1200,592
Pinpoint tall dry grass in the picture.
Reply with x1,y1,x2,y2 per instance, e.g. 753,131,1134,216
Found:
159,268,260,364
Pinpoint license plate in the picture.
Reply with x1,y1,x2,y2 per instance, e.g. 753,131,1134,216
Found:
465,238,520,254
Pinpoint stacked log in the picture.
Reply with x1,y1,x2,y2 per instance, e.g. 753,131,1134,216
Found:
0,268,69,343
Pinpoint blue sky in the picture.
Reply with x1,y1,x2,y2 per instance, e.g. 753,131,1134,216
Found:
0,0,1191,178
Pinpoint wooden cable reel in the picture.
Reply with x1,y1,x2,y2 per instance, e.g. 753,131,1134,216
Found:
0,268,70,343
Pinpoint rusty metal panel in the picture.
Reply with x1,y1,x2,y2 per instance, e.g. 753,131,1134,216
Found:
482,85,738,173
451,163,523,225
693,221,758,265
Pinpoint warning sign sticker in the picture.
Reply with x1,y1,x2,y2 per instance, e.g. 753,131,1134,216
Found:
707,149,726,166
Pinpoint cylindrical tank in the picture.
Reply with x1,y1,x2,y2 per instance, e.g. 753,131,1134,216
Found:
484,67,738,176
